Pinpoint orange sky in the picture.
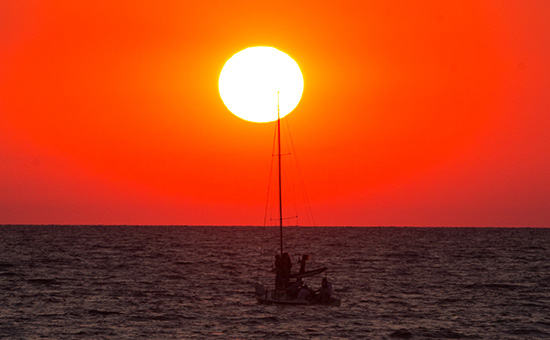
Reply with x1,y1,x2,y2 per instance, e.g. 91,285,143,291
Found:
1,1,549,226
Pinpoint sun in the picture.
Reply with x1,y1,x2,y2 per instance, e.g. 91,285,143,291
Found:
219,47,304,123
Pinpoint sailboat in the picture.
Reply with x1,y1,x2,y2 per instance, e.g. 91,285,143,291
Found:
253,93,340,306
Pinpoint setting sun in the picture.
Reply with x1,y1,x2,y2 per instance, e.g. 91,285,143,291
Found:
218,47,304,123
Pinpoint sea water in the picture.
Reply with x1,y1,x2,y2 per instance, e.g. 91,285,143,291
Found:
1,225,549,339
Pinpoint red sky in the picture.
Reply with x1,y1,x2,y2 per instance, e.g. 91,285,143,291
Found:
1,1,549,226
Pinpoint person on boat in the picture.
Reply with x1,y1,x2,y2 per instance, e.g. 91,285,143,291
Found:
273,254,285,290
297,284,316,301
297,284,311,301
298,254,310,274
285,278,303,299
273,253,282,272
318,277,333,303
281,252,292,288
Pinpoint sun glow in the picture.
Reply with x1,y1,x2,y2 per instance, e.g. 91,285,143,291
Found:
219,47,304,123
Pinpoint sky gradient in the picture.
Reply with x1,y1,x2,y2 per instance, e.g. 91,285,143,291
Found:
1,1,549,226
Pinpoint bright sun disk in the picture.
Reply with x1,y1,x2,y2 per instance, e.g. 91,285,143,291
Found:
218,47,304,123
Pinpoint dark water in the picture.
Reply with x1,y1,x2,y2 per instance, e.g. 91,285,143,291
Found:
1,226,549,339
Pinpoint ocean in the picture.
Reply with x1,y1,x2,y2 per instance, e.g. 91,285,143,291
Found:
1,225,549,339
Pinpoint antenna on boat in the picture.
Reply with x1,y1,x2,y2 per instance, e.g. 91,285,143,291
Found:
277,91,284,256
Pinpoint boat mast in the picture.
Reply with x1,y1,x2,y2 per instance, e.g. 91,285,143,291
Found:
277,91,283,256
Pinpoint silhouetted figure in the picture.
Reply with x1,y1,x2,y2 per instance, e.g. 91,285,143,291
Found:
297,284,312,301
273,254,285,290
281,252,292,288
298,254,310,274
285,278,303,299
318,277,333,303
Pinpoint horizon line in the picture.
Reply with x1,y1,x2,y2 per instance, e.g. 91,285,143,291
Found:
0,224,548,229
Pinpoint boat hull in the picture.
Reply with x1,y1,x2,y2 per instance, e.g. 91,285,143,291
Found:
254,283,341,306
256,294,311,305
